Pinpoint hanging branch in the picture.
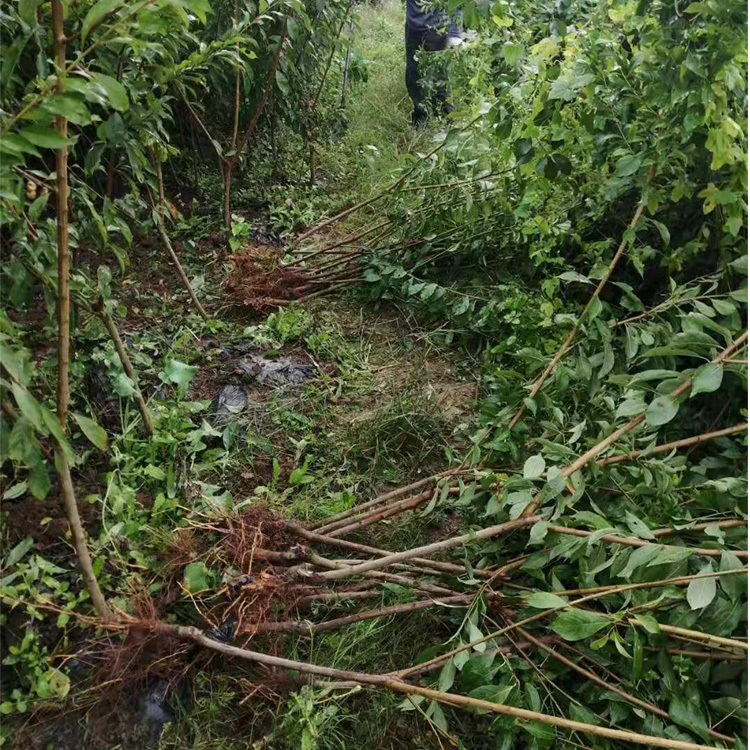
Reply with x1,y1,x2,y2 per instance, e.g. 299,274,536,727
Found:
150,152,210,320
50,0,112,622
508,168,655,430
521,330,748,517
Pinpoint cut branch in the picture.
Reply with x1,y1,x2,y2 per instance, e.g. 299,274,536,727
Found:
318,516,541,581
596,423,748,466
293,113,485,246
150,623,724,750
394,567,747,678
521,330,749,517
292,524,500,579
253,594,474,634
311,472,455,532
547,525,747,558
514,624,734,743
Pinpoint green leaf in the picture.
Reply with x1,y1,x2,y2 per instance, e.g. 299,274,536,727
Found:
19,0,43,25
28,193,48,221
632,613,661,634
503,43,524,65
19,125,69,148
719,552,746,601
524,592,567,610
11,383,44,432
44,94,91,125
523,721,555,741
550,609,610,641
687,565,717,610
163,359,198,397
669,695,709,741
523,454,545,479
89,73,129,112
438,657,456,692
144,464,166,480
73,413,108,451
615,154,643,177
183,561,211,593
3,481,27,500
645,395,679,426
112,372,137,397
82,0,124,41
619,544,660,579
624,511,655,540
690,363,723,397
4,536,33,567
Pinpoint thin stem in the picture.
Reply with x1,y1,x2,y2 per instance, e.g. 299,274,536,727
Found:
522,330,749,517
596,423,747,466
97,299,153,435
509,169,654,430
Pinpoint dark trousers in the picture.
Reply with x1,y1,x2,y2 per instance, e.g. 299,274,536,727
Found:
405,25,450,118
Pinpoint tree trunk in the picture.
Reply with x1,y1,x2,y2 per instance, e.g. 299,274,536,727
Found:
51,0,112,622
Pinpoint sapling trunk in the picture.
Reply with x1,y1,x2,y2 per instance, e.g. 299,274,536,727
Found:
51,0,112,622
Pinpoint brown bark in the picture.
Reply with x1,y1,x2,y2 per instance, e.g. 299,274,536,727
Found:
51,0,111,621
150,622,722,750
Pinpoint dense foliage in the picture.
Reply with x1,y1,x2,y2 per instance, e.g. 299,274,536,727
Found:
0,0,747,748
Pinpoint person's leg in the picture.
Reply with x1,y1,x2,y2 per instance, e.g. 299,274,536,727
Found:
405,26,427,125
420,30,450,116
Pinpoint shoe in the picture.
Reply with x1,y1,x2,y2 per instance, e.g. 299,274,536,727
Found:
411,108,428,128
